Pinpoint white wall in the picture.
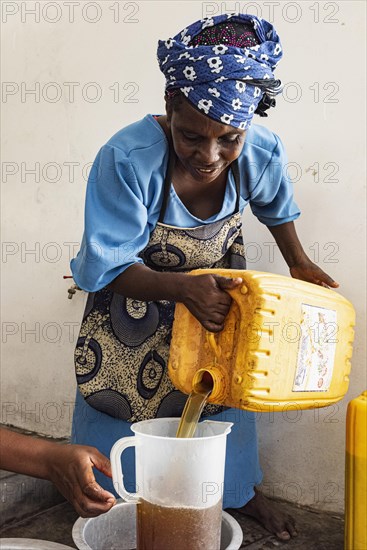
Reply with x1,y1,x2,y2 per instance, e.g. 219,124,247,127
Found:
1,1,366,513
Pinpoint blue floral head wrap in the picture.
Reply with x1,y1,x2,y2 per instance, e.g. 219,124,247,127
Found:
157,13,283,129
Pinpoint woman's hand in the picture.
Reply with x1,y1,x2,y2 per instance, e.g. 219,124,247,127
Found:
290,259,339,289
108,265,242,331
267,222,339,289
181,274,243,332
45,444,116,518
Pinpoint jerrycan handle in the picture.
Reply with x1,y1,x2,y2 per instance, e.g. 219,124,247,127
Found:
206,331,222,359
205,281,245,360
110,437,140,502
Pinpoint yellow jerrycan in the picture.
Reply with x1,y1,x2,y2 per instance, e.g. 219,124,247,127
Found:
345,391,367,550
168,269,355,411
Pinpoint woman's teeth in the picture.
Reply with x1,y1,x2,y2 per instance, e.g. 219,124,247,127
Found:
197,167,219,173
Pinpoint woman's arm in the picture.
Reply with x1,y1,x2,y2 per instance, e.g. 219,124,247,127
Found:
108,263,243,332
0,428,116,517
267,221,339,288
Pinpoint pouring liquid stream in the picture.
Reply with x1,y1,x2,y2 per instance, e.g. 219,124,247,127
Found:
176,373,213,438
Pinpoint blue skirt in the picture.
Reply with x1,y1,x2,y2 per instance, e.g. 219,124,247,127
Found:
71,390,263,509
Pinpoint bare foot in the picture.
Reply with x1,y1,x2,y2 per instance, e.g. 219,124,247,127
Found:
237,488,298,541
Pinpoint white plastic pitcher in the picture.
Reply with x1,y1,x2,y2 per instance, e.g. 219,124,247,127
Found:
110,418,233,550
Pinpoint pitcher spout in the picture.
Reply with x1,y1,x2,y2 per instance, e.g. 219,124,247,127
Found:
198,420,233,437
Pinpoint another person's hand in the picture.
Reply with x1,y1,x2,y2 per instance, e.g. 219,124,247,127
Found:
290,259,339,289
0,428,116,518
44,443,116,518
182,274,243,332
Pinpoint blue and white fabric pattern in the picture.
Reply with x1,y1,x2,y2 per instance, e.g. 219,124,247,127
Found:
157,13,283,129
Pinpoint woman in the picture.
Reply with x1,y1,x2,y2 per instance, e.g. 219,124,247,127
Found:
70,14,338,540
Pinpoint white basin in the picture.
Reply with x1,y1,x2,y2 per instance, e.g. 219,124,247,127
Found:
72,500,243,550
0,539,74,549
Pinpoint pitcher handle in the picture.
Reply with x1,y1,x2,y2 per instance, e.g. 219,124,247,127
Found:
110,436,140,502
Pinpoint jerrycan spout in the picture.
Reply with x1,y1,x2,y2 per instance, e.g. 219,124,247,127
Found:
192,368,227,403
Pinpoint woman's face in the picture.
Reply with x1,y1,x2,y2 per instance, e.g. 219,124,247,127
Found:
166,98,246,184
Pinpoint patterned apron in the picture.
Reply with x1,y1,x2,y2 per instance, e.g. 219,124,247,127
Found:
74,148,246,422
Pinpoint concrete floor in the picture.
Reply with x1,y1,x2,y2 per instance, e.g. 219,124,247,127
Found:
0,498,344,549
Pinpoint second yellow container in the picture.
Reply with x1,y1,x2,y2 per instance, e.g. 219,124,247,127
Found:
345,391,367,550
168,269,355,411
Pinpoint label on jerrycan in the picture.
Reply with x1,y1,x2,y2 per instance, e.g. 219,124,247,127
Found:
292,304,338,392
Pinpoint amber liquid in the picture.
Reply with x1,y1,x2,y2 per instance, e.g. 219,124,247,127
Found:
175,375,213,438
136,498,222,550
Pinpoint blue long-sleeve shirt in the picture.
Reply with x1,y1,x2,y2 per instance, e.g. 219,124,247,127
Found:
71,114,300,292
